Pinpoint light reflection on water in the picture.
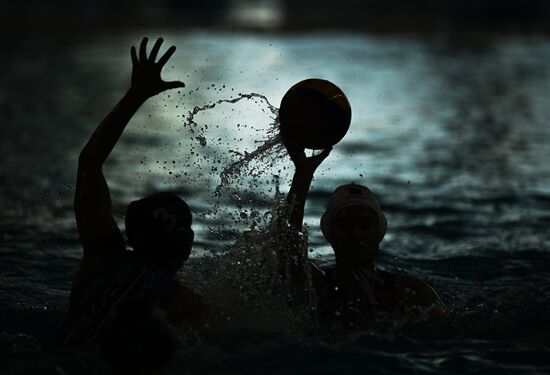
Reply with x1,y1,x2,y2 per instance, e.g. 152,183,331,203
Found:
2,31,550,268
76,32,550,259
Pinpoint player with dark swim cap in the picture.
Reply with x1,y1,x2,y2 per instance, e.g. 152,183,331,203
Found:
61,37,208,350
126,193,193,269
281,134,447,327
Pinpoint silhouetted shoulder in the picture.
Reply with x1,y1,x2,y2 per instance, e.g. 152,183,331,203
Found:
62,251,145,346
390,272,448,316
309,265,447,323
69,250,136,315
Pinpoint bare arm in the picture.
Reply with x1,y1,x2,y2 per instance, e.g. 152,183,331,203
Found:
283,140,332,231
273,136,331,297
75,37,185,260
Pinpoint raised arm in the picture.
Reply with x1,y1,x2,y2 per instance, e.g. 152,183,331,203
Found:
271,137,331,309
75,37,185,259
283,139,331,231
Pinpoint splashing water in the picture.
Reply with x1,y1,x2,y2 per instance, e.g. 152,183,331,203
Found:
182,197,318,335
172,91,294,255
184,93,279,134
215,134,284,198
175,92,317,330
181,92,285,197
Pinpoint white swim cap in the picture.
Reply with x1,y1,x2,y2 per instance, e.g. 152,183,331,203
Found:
320,183,387,243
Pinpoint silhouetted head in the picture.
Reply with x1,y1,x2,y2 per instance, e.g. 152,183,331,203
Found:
321,184,387,266
125,192,193,270
100,296,176,375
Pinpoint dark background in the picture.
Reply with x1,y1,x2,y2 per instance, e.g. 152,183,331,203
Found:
2,0,550,33
2,1,550,374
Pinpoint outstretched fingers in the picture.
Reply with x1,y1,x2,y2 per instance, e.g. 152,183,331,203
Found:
130,37,183,96
139,37,148,62
286,142,306,163
164,81,186,90
149,37,164,63
131,46,138,66
157,45,176,68
317,147,332,160
310,147,332,166
133,37,170,64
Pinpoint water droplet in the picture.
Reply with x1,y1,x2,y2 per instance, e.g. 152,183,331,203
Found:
196,136,207,146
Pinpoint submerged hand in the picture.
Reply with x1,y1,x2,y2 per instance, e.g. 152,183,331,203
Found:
130,37,185,98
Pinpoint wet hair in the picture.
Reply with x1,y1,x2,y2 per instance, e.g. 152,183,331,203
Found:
125,192,193,267
99,296,176,375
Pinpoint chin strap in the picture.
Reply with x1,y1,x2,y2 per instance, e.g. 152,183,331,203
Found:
350,268,385,306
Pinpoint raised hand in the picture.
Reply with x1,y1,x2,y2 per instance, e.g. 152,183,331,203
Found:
130,37,185,99
283,136,332,178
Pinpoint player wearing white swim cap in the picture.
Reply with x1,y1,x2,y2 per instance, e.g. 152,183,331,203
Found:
281,133,446,326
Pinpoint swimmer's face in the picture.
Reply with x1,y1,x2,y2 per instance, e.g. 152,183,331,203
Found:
329,205,381,264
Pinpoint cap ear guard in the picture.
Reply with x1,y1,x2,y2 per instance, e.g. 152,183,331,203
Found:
320,211,331,243
378,213,388,242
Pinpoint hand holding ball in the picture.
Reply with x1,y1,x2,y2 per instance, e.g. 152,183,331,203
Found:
279,79,352,150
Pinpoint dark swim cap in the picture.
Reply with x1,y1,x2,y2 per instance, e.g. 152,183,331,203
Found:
125,192,193,264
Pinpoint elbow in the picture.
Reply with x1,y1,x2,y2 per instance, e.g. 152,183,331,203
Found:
78,147,102,172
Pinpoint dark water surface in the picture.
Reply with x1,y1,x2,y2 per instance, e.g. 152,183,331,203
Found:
2,31,550,374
